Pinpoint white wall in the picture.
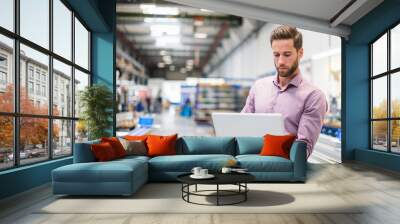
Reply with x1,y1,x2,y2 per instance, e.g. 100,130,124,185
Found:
209,23,341,80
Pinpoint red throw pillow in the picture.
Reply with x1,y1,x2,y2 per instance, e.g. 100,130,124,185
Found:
259,134,296,159
91,142,117,161
101,137,126,158
146,134,178,157
124,135,148,142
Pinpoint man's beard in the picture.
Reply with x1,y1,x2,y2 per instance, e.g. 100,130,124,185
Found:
276,59,299,78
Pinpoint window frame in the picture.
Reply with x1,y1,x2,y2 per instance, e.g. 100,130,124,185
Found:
0,0,92,171
370,21,400,154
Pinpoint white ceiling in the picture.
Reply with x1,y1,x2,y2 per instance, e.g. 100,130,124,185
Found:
166,0,384,38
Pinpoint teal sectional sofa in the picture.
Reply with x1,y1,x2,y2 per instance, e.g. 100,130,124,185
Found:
52,136,307,196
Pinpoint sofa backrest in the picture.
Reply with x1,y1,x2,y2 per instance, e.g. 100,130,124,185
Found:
73,139,100,163
177,136,236,155
235,137,263,155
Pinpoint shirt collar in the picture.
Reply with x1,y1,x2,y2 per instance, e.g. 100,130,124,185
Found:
272,71,303,90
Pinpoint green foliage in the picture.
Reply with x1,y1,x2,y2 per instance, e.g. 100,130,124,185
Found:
79,84,113,140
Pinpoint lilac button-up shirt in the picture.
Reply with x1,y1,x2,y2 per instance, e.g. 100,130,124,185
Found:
241,73,327,157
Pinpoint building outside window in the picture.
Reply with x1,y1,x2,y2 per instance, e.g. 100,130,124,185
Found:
0,0,91,170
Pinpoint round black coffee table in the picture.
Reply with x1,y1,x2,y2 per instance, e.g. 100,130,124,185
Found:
177,173,255,206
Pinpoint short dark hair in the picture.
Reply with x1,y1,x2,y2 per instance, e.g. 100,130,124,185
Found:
270,25,302,50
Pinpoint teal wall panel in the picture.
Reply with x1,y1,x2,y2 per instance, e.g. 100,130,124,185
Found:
344,0,400,171
0,158,72,199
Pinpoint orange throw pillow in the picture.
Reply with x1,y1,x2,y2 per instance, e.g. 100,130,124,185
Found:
146,134,178,157
91,142,117,162
259,134,296,159
124,135,148,142
101,137,126,158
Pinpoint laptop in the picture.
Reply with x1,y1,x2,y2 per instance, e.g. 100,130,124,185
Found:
211,112,286,137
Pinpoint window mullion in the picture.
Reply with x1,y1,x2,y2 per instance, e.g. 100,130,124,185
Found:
71,10,76,154
388,30,391,152
48,0,54,160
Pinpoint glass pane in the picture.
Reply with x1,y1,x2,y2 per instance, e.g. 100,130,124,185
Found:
53,59,72,117
391,24,400,70
0,35,14,112
75,120,88,143
391,120,400,153
0,0,14,31
372,77,387,119
20,117,49,165
53,119,72,158
74,18,89,70
391,72,400,118
20,44,49,115
53,0,72,60
372,33,387,76
74,69,89,118
20,0,49,49
372,121,388,151
0,116,14,170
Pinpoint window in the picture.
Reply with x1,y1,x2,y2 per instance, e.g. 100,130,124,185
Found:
28,67,34,80
75,17,89,70
0,0,91,170
0,35,13,113
53,59,72,117
53,0,72,60
36,84,40,95
28,81,34,94
371,23,400,154
0,71,6,85
42,85,46,97
20,0,49,49
0,0,14,32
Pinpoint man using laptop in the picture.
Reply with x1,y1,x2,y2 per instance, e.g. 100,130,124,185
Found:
241,25,328,158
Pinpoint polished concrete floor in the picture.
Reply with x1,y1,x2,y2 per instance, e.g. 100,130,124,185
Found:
1,162,400,224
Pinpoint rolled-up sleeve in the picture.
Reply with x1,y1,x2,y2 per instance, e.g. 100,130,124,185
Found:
296,90,328,158
241,86,256,113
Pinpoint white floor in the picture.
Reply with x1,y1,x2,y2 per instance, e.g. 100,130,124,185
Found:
149,106,341,164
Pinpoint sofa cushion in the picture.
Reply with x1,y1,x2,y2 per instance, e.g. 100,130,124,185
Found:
235,137,263,155
101,137,127,158
178,136,236,155
52,159,147,183
148,154,235,172
147,134,178,157
236,155,293,172
91,142,118,161
73,140,100,163
120,139,148,156
260,134,296,159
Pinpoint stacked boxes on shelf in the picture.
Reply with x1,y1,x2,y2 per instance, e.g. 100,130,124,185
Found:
194,83,250,123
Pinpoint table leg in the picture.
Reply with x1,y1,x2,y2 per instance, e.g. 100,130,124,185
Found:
195,184,197,192
245,183,247,201
217,184,219,206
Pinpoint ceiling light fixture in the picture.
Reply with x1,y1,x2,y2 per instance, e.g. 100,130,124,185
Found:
157,62,165,68
144,18,178,23
194,33,208,39
156,36,181,47
150,25,180,36
140,4,179,15
200,8,213,12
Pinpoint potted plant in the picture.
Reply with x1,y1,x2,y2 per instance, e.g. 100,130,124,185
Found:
79,84,113,140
